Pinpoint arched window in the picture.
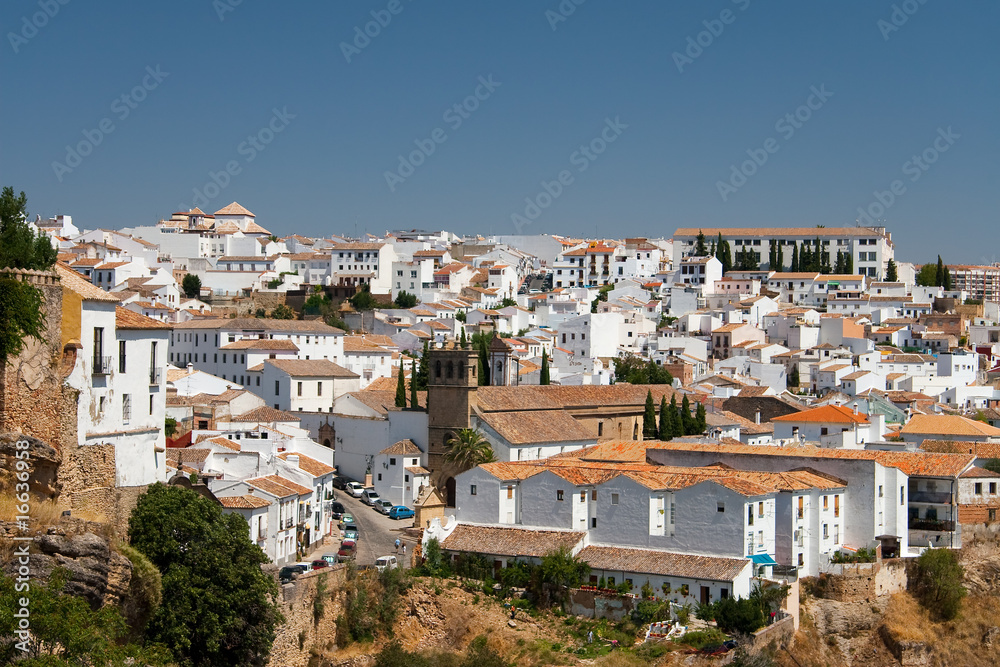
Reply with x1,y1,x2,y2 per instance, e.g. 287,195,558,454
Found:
633,422,639,440
447,361,454,378
458,361,465,378
435,360,442,378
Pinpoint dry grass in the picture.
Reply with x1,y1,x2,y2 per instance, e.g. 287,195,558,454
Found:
882,592,933,643
0,493,64,526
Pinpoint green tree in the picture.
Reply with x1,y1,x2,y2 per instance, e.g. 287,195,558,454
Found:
695,230,708,256
374,640,431,667
270,303,295,319
444,429,496,471
935,255,945,287
537,546,590,609
668,395,683,437
789,364,800,388
0,568,171,666
415,341,429,391
460,327,468,348
886,258,898,282
128,483,283,667
695,401,707,434
395,367,407,408
499,296,518,308
0,187,57,270
790,244,799,272
714,597,765,634
540,349,550,385
181,273,202,299
720,240,733,274
768,241,777,270
983,459,1000,475
658,395,672,441
643,390,657,439
912,548,966,621
844,252,853,275
164,417,177,438
410,359,418,407
349,284,377,310
681,395,694,434
915,263,938,286
775,242,784,272
0,275,46,358
394,290,417,308
455,310,466,323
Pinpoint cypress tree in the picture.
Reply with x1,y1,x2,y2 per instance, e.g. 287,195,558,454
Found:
721,241,733,274
695,401,707,434
681,395,693,435
658,395,671,441
416,341,429,390
643,390,657,439
395,365,407,408
410,359,418,407
478,335,490,386
540,349,550,385
769,241,777,270
845,252,853,275
669,395,683,437
789,364,800,388
886,259,898,282
790,244,799,272
695,230,708,256
814,237,823,272
800,243,811,273
776,243,784,272
460,327,467,348
935,256,945,287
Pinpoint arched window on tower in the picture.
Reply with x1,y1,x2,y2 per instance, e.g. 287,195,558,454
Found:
447,361,454,378
435,360,442,378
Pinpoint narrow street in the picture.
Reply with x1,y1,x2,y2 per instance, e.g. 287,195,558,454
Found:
315,490,418,569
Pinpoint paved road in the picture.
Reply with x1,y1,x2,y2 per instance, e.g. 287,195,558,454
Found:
327,491,416,569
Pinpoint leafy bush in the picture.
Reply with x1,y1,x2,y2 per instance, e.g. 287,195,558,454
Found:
375,640,431,667
640,580,655,600
675,603,692,625
912,548,966,620
631,599,670,625
677,628,727,649
714,597,764,634
695,601,716,621
460,634,510,667
454,552,491,581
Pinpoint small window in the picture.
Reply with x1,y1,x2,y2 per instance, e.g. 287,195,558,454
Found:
991,483,997,494
611,493,619,505
297,381,303,397
823,524,829,539
404,474,409,482
901,486,905,505
470,485,477,496
557,490,564,501
591,517,597,528
747,506,754,526
758,502,764,517
580,491,586,502
507,486,513,499
879,485,884,498
976,483,983,495
798,553,804,566
377,473,382,481
389,458,396,466
990,509,997,522
823,496,828,509
717,502,725,513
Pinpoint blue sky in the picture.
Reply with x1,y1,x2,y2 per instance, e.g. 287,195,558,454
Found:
1,0,997,262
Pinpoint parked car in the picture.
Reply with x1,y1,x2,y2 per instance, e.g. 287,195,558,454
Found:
338,513,355,531
337,540,357,562
346,482,365,497
321,554,338,565
375,555,398,572
374,499,394,515
330,502,345,520
332,476,350,491
388,506,415,521
278,566,301,583
361,489,381,506
311,559,329,569
293,561,313,573
343,525,359,541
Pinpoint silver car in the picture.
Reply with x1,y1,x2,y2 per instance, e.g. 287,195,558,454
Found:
374,499,394,515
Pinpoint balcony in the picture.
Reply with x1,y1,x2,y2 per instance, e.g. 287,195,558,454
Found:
908,490,952,504
149,368,162,385
909,518,955,532
92,355,113,375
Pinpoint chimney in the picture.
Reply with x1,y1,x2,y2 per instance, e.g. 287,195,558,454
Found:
286,454,299,467
755,410,761,425
852,402,859,415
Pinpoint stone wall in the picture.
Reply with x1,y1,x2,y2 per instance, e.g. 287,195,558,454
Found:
809,559,907,603
567,588,637,621
267,566,346,667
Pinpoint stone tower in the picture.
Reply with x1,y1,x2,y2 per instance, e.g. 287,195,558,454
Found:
426,342,479,506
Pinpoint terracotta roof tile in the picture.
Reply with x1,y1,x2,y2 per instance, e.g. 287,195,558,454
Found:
379,439,422,455
578,545,750,583
264,358,358,378
278,452,335,476
441,525,585,559
901,415,1000,438
115,306,171,330
218,494,271,509
478,410,594,445
246,474,312,497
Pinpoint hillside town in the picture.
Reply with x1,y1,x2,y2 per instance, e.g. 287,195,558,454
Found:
7,201,1000,665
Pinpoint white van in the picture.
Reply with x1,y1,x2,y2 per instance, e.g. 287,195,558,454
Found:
375,555,398,572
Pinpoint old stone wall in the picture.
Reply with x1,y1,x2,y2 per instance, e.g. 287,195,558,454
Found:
0,270,69,454
811,559,907,603
567,588,637,621
267,566,346,667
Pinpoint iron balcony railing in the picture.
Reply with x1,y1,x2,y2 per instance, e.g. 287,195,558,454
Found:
92,355,113,375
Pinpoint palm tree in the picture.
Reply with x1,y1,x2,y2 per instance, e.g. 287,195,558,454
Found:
444,428,496,470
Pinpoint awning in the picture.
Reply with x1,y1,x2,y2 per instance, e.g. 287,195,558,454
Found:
749,554,777,565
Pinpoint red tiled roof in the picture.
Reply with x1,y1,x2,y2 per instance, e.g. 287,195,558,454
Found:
441,525,585,558
772,404,869,425
578,545,750,583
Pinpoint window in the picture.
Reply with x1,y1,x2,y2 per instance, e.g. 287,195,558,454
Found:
470,485,477,496
991,483,997,494
557,490,564,501
377,473,382,481
118,340,126,372
93,327,104,368
149,394,154,415
901,486,905,505
122,394,131,422
580,491,586,502
275,381,280,395
507,486,513,499
758,502,764,517
823,524,829,539
591,517,597,528
976,483,983,495
404,474,409,482
798,553,804,566
991,509,997,522
757,530,763,546
592,490,597,501
598,422,603,437
879,485,884,498
297,381,303,397
823,496,828,510
834,495,840,517
797,496,804,519
747,505,754,526
717,502,725,513
389,458,396,466
611,493,619,505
